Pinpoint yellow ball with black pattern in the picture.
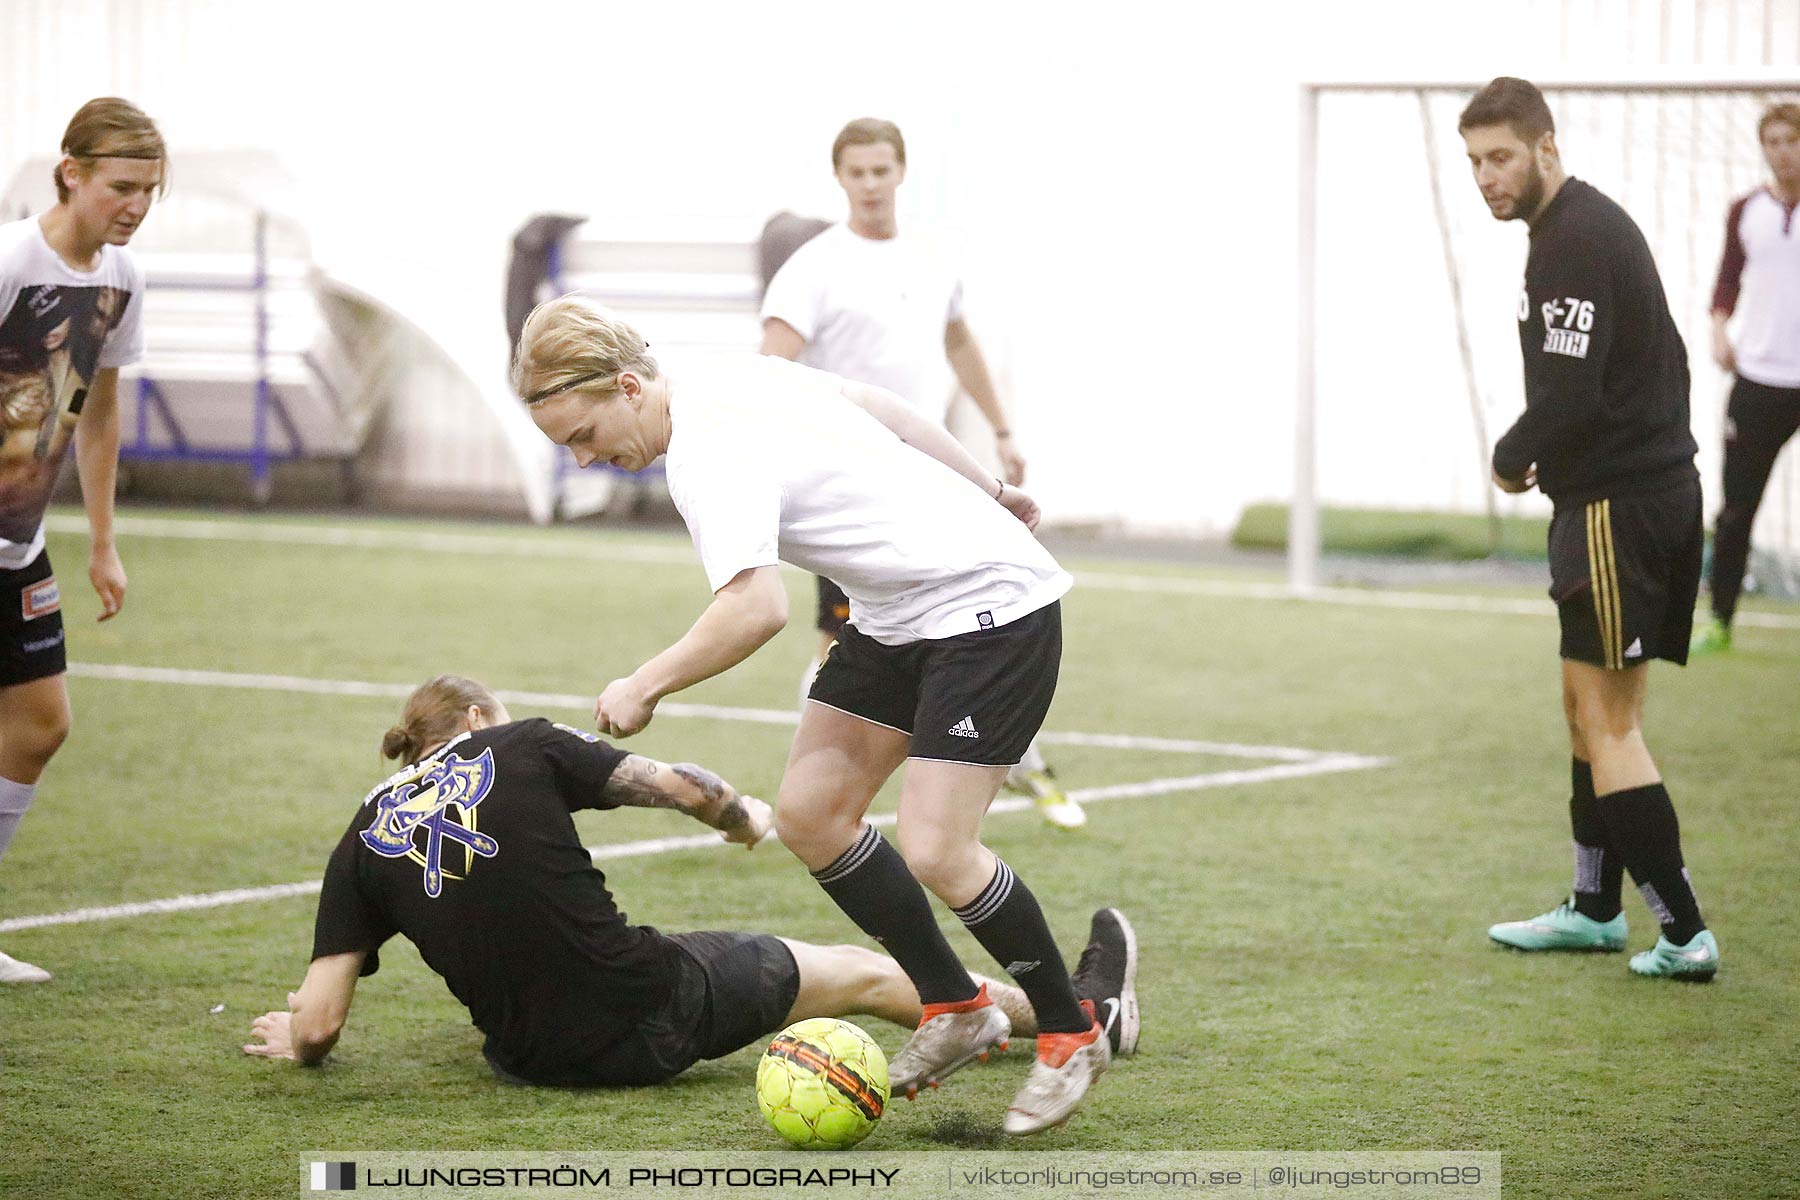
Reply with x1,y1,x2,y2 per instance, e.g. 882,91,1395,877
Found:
755,1018,890,1149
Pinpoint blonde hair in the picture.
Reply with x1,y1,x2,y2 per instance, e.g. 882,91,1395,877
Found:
381,675,504,764
511,295,659,405
56,97,168,204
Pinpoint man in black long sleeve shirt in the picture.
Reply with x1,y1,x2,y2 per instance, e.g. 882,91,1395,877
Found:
1459,77,1716,981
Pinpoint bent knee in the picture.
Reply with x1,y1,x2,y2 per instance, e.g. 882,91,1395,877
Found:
896,838,985,895
4,703,70,767
1571,699,1639,744
774,806,865,867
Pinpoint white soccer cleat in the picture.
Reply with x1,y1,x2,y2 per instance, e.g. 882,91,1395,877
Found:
888,983,1012,1099
1004,765,1086,830
0,950,52,983
1003,1000,1110,1135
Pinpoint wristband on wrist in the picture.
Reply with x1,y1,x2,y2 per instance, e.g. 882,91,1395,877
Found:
992,477,1006,500
994,428,1012,439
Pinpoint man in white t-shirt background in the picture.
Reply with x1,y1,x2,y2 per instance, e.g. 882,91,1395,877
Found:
0,98,162,984
758,117,1084,830
1692,102,1800,655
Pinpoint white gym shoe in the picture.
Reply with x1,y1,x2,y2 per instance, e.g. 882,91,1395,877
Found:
889,982,1011,1099
0,950,51,983
1003,765,1086,830
1003,999,1110,1135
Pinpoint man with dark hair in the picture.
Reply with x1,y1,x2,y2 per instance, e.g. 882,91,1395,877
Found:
758,116,1086,830
1691,102,1800,654
1458,77,1718,980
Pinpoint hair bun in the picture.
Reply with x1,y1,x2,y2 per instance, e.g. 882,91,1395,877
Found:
380,726,414,762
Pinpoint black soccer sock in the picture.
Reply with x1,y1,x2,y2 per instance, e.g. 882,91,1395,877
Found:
951,859,1089,1035
1568,759,1624,921
1597,782,1707,946
810,825,977,1006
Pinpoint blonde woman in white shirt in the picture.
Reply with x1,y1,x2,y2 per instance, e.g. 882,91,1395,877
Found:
515,297,1135,1136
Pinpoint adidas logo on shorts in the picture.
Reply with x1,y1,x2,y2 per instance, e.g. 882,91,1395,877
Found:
948,716,980,738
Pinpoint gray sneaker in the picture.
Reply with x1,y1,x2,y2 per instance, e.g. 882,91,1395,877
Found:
889,983,1011,1099
0,950,51,984
1004,1000,1111,1135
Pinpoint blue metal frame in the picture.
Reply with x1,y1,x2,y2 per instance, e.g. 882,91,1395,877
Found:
121,211,310,502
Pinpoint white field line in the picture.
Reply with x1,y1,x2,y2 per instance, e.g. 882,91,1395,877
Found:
64,662,1371,759
46,512,1800,630
0,753,1387,935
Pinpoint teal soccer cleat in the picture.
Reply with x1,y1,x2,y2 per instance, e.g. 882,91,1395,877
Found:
1488,899,1627,952
1629,930,1719,981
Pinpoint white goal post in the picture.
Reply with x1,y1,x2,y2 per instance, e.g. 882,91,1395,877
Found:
1293,71,1800,593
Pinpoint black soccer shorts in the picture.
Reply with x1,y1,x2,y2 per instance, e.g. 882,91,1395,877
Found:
1547,478,1702,669
807,600,1061,766
519,932,800,1087
0,550,67,687
814,576,850,636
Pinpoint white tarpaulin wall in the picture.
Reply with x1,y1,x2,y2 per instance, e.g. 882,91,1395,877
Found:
5,0,1798,536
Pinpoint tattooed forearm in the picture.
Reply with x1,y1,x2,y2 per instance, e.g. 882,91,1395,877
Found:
672,763,745,829
601,756,686,810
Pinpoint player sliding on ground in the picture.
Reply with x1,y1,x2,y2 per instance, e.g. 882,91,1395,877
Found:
243,674,1140,1089
514,298,1135,1133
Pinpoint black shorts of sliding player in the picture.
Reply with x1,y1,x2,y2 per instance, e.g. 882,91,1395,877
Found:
807,601,1061,767
1598,782,1705,946
1547,479,1702,669
485,932,800,1087
810,824,976,1006
951,859,1088,1034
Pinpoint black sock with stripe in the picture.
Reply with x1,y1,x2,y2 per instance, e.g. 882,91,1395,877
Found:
1597,782,1706,945
1569,758,1624,921
951,859,1089,1034
810,825,977,1006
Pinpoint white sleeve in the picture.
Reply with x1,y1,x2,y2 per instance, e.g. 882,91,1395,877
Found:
760,243,824,341
669,447,784,593
98,262,146,369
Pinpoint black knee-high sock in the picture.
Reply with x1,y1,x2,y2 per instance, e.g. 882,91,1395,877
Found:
951,859,1089,1034
1569,759,1624,921
810,825,976,1005
1597,783,1706,945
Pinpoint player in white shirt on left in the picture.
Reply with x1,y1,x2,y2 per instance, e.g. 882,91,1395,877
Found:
0,98,164,984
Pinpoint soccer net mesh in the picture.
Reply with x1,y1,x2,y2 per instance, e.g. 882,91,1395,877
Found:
1297,81,1800,597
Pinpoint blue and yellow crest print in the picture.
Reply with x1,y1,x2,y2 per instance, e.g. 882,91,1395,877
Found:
362,747,500,897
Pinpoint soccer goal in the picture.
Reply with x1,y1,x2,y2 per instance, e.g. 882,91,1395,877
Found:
1292,72,1800,595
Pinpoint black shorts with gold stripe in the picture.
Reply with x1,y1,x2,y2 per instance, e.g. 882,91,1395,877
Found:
1547,478,1702,669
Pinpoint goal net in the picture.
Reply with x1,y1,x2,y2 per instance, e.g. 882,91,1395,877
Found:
1294,76,1800,598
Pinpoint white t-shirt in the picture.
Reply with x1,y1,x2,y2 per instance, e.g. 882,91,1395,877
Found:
662,355,1070,644
0,216,145,568
1716,188,1800,388
759,223,963,421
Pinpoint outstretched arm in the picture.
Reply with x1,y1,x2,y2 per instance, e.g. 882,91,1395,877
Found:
602,755,772,848
243,951,365,1065
594,565,789,736
944,318,1025,485
843,379,1042,530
